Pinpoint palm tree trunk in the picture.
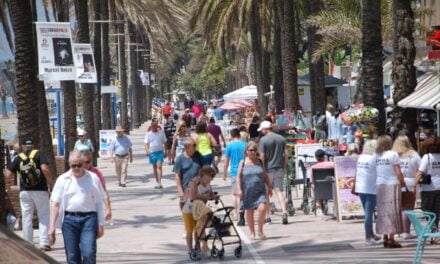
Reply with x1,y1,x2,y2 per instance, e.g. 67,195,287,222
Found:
63,81,77,169
280,0,299,110
392,0,417,145
101,0,111,129
144,37,152,120
273,0,284,114
361,0,385,134
128,22,139,128
93,0,102,145
249,0,267,114
75,0,96,155
1,96,8,118
118,10,129,132
306,0,325,115
10,0,40,146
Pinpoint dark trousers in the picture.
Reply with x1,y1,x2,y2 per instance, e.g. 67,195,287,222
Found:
421,190,440,230
62,212,98,264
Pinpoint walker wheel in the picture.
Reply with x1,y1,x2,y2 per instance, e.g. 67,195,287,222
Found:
234,246,242,258
189,250,201,261
303,205,311,215
211,247,219,258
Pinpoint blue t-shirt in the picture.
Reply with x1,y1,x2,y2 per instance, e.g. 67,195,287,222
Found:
225,140,247,177
214,108,224,120
109,135,132,155
173,154,201,190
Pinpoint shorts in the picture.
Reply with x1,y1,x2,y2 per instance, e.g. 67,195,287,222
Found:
166,141,173,150
182,212,196,233
203,154,213,165
268,168,285,190
164,114,170,119
149,150,165,164
212,145,222,157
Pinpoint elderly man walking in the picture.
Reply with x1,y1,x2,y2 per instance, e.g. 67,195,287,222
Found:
5,138,54,250
49,151,106,264
109,126,133,187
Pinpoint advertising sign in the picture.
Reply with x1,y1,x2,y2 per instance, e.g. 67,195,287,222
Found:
73,43,97,83
295,143,322,180
334,156,363,221
99,130,117,158
35,22,76,81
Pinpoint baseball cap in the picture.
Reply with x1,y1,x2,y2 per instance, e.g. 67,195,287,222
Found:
315,149,326,159
22,138,34,146
258,121,272,131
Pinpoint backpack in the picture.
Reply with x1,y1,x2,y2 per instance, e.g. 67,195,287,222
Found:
18,150,42,188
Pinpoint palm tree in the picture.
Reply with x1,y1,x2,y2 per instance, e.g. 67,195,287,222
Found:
101,0,112,129
0,82,8,118
305,0,325,115
361,0,385,133
117,8,129,132
9,0,40,146
128,22,140,128
391,0,417,144
272,0,284,114
279,0,299,109
93,0,102,143
75,0,96,154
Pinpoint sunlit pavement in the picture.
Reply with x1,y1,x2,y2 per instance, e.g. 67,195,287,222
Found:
35,123,440,263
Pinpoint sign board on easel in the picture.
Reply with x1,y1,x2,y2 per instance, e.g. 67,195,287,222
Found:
334,156,363,221
99,130,117,158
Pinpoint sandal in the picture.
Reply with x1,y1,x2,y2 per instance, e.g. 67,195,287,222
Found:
40,245,52,251
259,233,267,240
250,233,256,240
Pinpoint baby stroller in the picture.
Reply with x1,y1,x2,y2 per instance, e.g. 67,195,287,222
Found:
190,199,242,261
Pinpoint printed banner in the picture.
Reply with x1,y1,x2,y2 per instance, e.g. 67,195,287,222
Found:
35,22,76,81
73,43,97,83
99,130,117,158
334,156,363,221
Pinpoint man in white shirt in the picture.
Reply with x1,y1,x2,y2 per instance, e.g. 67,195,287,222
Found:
145,120,167,189
48,151,105,264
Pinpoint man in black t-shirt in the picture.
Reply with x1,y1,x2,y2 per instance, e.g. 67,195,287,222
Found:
164,116,176,165
5,138,54,251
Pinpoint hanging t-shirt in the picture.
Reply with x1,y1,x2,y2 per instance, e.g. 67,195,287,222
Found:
355,154,377,194
144,131,167,153
375,151,400,185
419,153,440,192
399,153,421,190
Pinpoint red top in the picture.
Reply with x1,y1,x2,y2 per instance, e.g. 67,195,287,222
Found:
89,167,106,190
163,105,172,115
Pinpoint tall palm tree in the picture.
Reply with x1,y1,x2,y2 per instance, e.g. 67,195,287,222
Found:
75,0,96,155
391,0,416,144
117,8,129,132
101,0,112,129
306,0,325,115
272,0,284,114
9,0,40,146
128,22,140,128
361,0,385,133
93,0,102,144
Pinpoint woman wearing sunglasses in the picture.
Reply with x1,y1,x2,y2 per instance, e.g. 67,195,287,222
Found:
236,142,273,240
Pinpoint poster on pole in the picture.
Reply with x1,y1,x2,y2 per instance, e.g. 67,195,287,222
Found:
99,130,117,158
73,43,97,83
35,22,76,81
334,156,363,221
295,143,322,180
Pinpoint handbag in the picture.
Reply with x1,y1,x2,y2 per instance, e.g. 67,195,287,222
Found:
401,187,416,209
419,154,432,185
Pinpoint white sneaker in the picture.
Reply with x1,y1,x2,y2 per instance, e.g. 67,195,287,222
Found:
364,239,381,246
403,233,416,239
316,208,323,216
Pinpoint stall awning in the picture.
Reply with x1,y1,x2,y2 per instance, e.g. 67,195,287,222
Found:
397,73,440,110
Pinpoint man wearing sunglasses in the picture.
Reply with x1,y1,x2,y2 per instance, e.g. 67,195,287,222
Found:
49,151,106,264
